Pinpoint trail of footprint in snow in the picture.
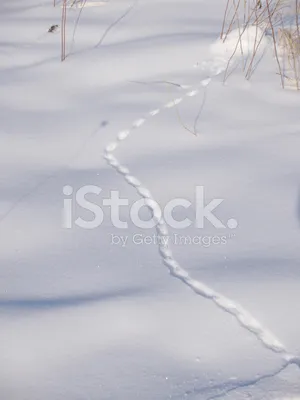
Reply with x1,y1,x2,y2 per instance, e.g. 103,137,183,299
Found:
104,26,300,373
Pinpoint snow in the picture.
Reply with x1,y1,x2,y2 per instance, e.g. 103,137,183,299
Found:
0,0,300,399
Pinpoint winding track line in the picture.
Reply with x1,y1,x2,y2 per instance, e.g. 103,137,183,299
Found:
103,45,300,374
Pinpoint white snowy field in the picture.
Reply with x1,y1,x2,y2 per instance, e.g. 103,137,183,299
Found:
0,0,300,399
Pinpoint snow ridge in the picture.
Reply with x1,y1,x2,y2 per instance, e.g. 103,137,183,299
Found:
104,36,300,370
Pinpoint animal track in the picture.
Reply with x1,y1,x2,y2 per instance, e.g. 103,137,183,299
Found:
104,31,300,389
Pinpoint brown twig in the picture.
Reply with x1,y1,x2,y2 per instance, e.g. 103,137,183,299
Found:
61,0,67,61
221,0,231,39
70,0,88,54
266,0,285,88
223,0,242,42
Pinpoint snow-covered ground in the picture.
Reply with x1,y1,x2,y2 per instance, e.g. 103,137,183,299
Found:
0,0,300,399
